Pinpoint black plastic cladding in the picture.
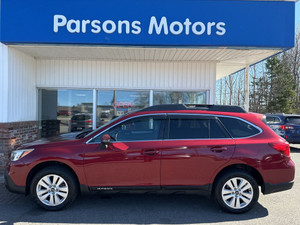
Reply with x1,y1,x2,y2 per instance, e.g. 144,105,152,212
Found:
139,104,246,113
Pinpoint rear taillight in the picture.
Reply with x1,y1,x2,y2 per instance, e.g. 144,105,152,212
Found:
280,125,294,130
85,119,92,124
269,142,290,157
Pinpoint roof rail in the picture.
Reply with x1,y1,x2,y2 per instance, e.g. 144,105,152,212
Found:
139,104,246,113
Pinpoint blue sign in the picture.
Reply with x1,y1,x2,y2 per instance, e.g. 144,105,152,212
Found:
0,0,295,48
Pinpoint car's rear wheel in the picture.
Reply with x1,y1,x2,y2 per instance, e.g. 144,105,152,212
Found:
30,166,78,210
214,170,259,213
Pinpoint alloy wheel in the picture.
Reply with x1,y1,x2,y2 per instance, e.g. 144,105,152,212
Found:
36,174,69,206
221,177,253,209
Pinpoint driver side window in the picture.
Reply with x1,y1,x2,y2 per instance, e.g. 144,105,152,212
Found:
90,116,163,143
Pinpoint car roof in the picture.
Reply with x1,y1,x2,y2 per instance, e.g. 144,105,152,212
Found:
139,104,246,113
266,113,300,117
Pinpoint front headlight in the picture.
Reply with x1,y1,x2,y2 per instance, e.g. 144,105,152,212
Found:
10,149,34,161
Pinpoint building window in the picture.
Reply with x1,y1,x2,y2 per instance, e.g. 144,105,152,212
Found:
97,90,149,127
153,91,207,105
38,89,93,137
38,89,206,137
39,89,150,137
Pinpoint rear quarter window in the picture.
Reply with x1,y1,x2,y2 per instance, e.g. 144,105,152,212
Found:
266,116,281,124
218,117,261,138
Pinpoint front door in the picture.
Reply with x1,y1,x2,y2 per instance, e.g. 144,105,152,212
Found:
84,115,165,188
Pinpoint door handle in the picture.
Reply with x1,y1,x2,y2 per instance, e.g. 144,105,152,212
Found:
210,147,227,153
143,149,159,156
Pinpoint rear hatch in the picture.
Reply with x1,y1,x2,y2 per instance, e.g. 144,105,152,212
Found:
284,116,300,139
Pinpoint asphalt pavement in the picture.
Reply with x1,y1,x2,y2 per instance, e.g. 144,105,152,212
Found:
0,145,299,225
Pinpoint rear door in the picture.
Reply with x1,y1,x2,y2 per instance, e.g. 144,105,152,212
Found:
161,114,235,188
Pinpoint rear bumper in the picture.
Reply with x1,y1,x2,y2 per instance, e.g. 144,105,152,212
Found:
4,170,26,194
285,135,300,144
263,181,294,194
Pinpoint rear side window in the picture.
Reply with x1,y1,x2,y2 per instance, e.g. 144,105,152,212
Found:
169,118,209,139
168,117,230,139
210,119,231,138
218,117,260,138
286,117,300,125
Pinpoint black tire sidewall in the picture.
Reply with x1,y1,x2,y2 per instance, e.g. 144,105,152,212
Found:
30,166,78,211
214,170,259,214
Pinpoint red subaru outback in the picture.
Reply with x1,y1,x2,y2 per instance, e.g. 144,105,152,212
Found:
5,104,295,213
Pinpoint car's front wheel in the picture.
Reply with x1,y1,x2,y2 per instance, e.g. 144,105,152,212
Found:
30,166,78,210
214,170,259,213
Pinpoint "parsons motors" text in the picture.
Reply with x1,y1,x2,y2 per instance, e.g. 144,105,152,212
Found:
54,15,226,36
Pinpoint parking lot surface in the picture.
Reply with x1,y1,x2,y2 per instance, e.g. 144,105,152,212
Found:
0,145,299,225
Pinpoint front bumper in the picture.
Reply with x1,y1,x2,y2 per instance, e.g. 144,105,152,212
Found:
263,181,294,194
4,170,26,194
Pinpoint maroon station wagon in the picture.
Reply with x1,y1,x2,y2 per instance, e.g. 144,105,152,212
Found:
5,104,295,213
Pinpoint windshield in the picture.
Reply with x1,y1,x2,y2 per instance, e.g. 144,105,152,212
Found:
286,117,300,125
85,113,129,138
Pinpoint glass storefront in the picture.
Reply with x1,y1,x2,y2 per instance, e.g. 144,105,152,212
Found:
97,90,149,127
38,89,207,137
39,89,93,137
153,91,206,105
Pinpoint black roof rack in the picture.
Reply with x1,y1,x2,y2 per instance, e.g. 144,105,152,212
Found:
140,104,246,113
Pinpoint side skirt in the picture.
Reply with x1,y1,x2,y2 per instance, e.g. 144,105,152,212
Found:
87,185,211,196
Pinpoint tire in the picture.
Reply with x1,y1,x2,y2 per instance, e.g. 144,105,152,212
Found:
214,170,259,213
30,166,79,210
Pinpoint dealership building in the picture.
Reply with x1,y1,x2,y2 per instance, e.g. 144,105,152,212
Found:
0,0,296,166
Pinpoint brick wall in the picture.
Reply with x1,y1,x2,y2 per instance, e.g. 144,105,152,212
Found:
0,121,38,169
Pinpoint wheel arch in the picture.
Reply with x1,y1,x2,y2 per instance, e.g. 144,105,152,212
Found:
26,161,80,195
211,164,264,193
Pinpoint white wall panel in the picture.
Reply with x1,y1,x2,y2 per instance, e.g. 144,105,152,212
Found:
7,47,36,122
36,59,216,103
0,43,9,122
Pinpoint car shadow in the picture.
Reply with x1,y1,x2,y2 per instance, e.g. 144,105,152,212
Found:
0,190,268,224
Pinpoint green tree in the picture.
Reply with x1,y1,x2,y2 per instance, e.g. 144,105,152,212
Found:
266,56,296,113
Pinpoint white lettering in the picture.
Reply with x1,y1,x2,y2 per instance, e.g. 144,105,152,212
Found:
183,18,192,35
53,14,227,37
91,20,101,33
170,21,183,35
207,22,216,36
67,19,80,33
148,16,168,35
81,20,91,33
192,22,205,35
102,20,116,34
132,21,141,34
53,15,67,32
118,20,130,34
216,22,226,36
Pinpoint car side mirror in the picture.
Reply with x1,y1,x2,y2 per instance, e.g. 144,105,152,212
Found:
100,134,111,149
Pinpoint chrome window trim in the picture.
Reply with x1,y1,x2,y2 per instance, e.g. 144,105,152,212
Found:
88,139,165,144
86,113,166,144
163,113,263,139
86,112,263,144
